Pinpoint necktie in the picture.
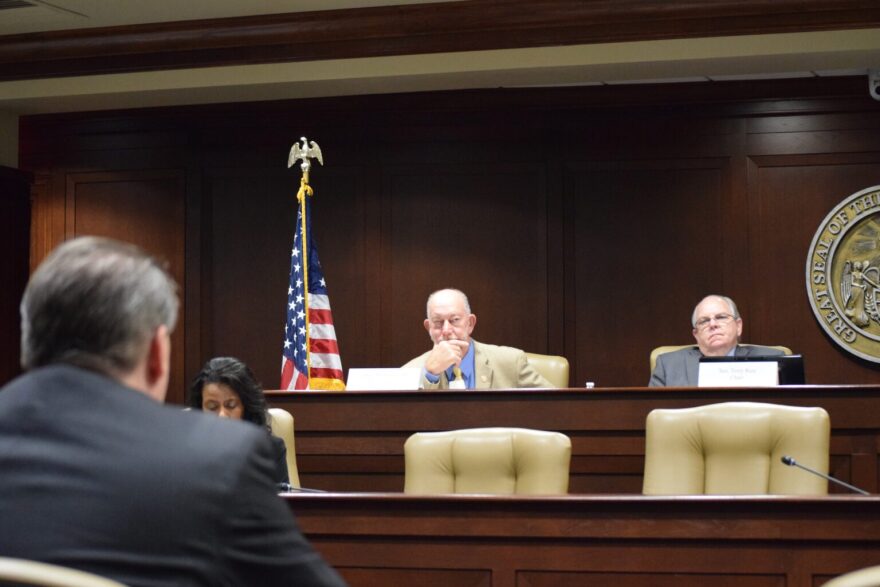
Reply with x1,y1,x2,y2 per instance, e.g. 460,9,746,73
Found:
449,365,466,389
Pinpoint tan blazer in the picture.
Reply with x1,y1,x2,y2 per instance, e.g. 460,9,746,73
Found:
403,340,552,389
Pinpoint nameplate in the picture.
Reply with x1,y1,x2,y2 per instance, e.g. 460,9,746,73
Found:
346,368,422,391
698,361,778,387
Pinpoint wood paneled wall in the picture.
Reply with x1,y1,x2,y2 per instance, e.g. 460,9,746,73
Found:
0,166,30,385
17,76,880,399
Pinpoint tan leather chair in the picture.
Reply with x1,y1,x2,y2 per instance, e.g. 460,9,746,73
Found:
524,352,569,388
824,565,880,587
0,557,127,586
404,427,571,495
649,344,793,374
268,408,301,488
642,402,830,495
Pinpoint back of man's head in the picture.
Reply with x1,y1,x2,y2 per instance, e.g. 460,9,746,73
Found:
20,237,178,377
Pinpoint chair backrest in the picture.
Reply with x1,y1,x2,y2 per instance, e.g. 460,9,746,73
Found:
649,344,793,374
824,565,880,587
642,402,830,495
268,408,301,488
0,557,127,587
404,427,571,495
524,352,570,388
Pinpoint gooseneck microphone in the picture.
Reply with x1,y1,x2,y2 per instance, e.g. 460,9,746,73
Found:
781,456,870,495
277,483,327,493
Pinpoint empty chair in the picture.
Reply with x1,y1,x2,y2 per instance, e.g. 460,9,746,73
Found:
824,565,880,587
643,402,830,495
404,427,571,495
0,557,127,587
524,352,570,388
268,408,301,488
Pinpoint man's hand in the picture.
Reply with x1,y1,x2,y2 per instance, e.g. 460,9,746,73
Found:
424,339,470,376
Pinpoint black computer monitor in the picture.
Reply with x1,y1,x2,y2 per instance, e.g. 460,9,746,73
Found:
698,355,805,385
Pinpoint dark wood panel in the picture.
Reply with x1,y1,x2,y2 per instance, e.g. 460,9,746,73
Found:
387,161,549,367
18,79,880,389
286,493,880,587
0,167,30,386
748,156,880,384
202,162,374,387
66,170,187,403
569,160,731,387
269,386,880,494
1,0,877,81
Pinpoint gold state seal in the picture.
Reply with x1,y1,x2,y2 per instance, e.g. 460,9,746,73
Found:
806,185,880,363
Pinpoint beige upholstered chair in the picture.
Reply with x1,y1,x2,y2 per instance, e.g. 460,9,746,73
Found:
524,352,570,388
0,557,127,587
268,408,301,488
643,402,830,495
824,565,880,587
404,427,571,495
649,344,793,374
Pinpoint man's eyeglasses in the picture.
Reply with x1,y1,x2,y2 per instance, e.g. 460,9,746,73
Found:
694,313,735,330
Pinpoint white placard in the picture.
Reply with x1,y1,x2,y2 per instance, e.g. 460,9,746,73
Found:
346,368,422,391
698,361,779,387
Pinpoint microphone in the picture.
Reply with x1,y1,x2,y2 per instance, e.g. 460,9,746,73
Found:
277,483,327,493
781,455,870,495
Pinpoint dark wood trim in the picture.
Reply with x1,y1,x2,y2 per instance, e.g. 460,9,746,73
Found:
268,385,880,494
287,493,880,587
0,0,878,81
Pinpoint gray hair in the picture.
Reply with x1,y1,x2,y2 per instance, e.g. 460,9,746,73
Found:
20,236,179,376
691,295,740,328
426,288,471,318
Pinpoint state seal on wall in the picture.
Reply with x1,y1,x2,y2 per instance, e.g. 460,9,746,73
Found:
806,184,880,363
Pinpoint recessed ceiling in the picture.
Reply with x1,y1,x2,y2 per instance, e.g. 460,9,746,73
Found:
0,2,877,116
0,0,457,35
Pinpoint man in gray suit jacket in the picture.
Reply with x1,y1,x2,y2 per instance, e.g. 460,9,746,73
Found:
649,294,785,387
0,237,345,587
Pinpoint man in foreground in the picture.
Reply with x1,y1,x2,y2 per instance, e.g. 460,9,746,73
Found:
649,294,784,387
403,288,552,389
0,237,345,587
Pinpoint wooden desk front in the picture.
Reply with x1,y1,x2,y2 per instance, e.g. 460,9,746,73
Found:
286,493,880,587
267,386,880,494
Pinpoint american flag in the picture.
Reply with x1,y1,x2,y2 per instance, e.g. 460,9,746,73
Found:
280,198,345,390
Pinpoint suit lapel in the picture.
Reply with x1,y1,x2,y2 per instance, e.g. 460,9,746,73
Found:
685,347,702,386
472,341,493,389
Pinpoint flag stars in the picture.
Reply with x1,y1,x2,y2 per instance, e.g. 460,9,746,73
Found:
293,263,301,274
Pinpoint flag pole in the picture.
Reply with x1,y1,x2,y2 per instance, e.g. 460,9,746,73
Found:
288,137,323,388
298,170,311,382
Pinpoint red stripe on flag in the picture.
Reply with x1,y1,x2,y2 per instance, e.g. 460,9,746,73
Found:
309,308,334,324
280,358,294,390
310,367,344,380
310,338,340,355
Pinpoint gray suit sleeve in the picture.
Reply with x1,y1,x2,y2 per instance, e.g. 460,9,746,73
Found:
648,355,667,387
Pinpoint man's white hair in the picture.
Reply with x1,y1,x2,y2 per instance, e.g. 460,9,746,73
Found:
691,294,739,328
426,288,471,318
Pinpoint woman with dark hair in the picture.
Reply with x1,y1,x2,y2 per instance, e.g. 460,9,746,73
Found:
188,357,289,485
